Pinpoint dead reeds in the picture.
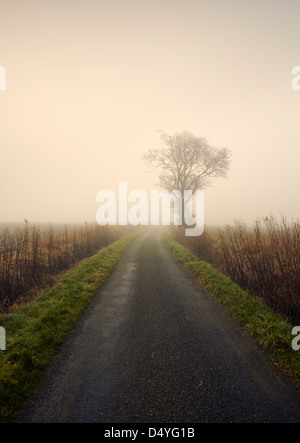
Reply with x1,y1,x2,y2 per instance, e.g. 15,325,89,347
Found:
0,222,126,311
175,215,300,323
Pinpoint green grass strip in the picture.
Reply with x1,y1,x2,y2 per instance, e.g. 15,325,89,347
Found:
0,233,136,422
164,235,300,389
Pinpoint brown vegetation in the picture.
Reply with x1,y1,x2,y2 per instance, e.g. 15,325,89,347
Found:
172,215,300,324
0,222,127,311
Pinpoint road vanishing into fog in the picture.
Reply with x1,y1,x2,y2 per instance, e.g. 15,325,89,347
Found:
19,230,300,423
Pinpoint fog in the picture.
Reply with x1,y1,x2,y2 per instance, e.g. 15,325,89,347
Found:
0,0,300,227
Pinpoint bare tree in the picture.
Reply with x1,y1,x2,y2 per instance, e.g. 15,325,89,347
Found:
144,131,232,194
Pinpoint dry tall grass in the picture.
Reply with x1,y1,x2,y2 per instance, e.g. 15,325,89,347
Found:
0,222,127,311
173,215,300,324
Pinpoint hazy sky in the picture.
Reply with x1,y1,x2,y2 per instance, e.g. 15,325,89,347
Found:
1,0,300,226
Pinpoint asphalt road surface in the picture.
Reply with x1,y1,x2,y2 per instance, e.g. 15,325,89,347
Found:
19,230,300,423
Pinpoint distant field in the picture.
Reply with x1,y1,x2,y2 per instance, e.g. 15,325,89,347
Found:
172,215,300,324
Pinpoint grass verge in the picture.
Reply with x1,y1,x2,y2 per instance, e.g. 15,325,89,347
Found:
164,235,300,389
0,233,136,422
